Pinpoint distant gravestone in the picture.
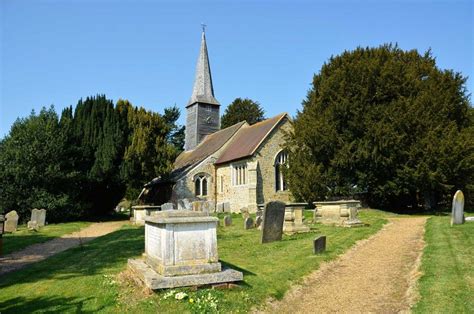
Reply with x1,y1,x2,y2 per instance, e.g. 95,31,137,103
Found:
223,202,231,213
255,216,263,229
216,203,224,213
161,203,175,211
4,210,19,233
224,215,232,226
465,217,474,222
244,217,254,230
27,221,39,231
451,190,465,226
261,201,286,244
313,236,326,254
30,208,46,227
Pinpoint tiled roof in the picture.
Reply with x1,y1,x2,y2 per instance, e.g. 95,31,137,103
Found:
215,113,289,164
170,121,246,179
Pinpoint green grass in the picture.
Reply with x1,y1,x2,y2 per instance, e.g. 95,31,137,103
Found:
413,212,474,313
2,222,91,255
0,210,388,313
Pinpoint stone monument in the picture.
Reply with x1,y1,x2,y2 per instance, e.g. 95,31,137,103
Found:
313,200,363,227
261,201,286,243
244,217,254,230
451,190,465,226
28,208,46,228
283,203,310,234
224,215,232,226
313,236,326,254
128,210,243,289
161,203,175,211
4,210,19,233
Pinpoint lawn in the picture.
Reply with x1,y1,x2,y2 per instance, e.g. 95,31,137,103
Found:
0,210,388,313
413,212,474,313
2,222,91,255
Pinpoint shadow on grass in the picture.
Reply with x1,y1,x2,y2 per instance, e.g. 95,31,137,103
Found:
0,227,144,288
0,296,103,314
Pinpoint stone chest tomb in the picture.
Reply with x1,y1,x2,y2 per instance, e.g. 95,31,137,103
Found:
145,210,220,276
129,210,243,289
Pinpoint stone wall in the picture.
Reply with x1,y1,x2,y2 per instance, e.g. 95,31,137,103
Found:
215,118,293,212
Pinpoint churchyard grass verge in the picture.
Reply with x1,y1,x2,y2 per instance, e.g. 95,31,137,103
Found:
413,212,474,313
2,221,90,255
0,210,387,313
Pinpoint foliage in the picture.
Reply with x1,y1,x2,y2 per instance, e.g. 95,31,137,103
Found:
0,211,388,313
221,98,265,128
0,95,183,222
286,45,474,211
413,213,474,313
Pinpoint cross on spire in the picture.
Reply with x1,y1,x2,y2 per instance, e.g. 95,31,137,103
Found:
201,23,207,33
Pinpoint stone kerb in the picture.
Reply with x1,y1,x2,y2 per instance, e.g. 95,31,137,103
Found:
4,210,19,233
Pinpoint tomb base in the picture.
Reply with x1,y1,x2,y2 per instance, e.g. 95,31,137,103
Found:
128,259,243,290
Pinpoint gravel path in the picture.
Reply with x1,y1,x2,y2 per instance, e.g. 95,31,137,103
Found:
263,217,427,313
0,221,127,275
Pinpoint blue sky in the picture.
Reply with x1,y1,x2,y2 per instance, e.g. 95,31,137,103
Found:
1,0,472,138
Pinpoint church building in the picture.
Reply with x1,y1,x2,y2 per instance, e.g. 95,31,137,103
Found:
141,30,293,213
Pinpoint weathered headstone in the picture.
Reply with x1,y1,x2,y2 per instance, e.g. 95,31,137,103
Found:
451,190,465,226
30,208,46,227
216,203,224,213
4,210,19,233
255,216,263,229
224,215,232,226
161,203,175,211
244,217,254,230
313,236,326,254
466,217,474,222
27,221,39,231
261,201,286,244
223,202,231,213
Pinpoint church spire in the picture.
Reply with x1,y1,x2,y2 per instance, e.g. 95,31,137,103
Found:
187,28,220,107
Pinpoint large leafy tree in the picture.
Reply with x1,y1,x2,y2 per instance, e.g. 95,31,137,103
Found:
221,98,265,128
286,45,473,211
0,107,81,222
0,96,183,222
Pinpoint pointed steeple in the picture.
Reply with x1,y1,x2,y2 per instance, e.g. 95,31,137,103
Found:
187,30,220,107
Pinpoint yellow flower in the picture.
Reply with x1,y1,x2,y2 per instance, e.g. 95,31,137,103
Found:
189,298,194,303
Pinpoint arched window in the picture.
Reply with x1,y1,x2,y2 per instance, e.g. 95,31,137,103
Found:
194,174,208,196
275,151,288,191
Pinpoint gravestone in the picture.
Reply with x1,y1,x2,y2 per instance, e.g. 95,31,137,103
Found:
244,217,254,230
161,203,175,211
27,221,39,231
216,203,224,213
4,210,19,233
223,202,231,213
313,236,326,254
255,216,263,229
261,201,286,244
451,190,465,225
31,208,46,227
465,216,474,222
224,215,232,226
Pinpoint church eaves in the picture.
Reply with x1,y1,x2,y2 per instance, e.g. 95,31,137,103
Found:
187,31,220,107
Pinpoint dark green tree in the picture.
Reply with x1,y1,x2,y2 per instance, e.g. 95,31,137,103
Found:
286,45,473,211
221,98,265,128
0,107,79,222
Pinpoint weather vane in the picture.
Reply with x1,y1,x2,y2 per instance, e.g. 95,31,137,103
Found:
201,23,207,33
